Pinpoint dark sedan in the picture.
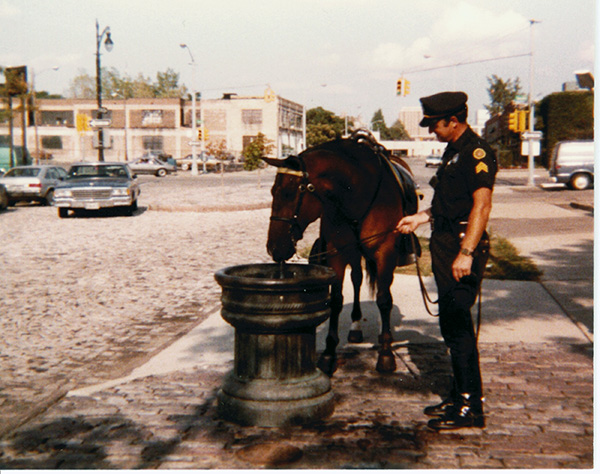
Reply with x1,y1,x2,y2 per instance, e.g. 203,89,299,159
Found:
53,162,140,218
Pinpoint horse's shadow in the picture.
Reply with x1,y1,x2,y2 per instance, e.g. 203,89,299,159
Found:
316,302,452,399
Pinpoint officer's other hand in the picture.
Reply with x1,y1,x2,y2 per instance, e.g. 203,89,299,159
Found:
452,254,473,281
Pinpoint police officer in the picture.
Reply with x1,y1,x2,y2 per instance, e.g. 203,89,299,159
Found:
396,91,497,430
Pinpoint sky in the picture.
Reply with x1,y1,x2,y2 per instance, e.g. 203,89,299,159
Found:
0,0,596,126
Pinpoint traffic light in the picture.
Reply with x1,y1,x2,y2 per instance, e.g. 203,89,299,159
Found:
396,78,410,96
197,128,209,141
518,110,528,132
508,111,518,132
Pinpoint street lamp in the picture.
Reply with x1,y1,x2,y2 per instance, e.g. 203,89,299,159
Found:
180,43,201,175
96,19,113,161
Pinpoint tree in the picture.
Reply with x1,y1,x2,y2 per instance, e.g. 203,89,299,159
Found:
306,107,350,147
243,133,274,171
153,68,187,98
206,139,230,175
486,75,522,116
66,67,187,100
389,120,411,140
66,68,96,99
370,109,410,140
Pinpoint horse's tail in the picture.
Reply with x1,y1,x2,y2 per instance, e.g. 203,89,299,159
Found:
364,257,378,295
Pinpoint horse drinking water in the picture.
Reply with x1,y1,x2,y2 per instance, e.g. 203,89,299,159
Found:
264,133,420,376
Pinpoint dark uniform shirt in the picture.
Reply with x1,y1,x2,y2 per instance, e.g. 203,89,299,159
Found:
431,126,497,225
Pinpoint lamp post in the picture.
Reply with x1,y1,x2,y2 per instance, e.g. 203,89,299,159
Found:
96,19,113,162
180,43,200,175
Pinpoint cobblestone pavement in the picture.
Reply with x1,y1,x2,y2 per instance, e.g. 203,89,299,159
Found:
0,167,593,468
0,342,592,469
0,169,285,438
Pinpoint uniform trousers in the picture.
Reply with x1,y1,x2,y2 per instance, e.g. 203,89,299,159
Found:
430,229,489,398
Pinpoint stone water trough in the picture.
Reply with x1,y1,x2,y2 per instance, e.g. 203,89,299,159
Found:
214,263,336,427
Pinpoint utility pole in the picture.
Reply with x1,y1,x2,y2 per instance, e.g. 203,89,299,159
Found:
527,19,541,186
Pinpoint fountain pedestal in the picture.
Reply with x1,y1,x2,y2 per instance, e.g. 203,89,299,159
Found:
214,263,335,427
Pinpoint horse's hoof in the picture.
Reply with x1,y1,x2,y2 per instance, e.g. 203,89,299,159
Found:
348,330,364,343
376,351,396,373
317,353,338,377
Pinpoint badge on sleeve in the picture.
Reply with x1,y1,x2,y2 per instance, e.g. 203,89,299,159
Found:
475,162,489,174
473,148,486,160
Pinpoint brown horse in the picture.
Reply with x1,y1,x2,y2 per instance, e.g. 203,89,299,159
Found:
263,134,419,376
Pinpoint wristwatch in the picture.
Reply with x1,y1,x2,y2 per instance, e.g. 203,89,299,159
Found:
460,247,474,257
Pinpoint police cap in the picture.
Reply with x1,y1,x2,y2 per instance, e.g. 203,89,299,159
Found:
419,91,468,127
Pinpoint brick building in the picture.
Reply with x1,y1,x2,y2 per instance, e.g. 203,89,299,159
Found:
0,93,304,164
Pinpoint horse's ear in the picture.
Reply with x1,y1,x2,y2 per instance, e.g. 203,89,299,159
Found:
262,155,301,171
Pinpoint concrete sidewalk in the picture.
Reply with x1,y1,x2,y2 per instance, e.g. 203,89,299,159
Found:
1,272,592,469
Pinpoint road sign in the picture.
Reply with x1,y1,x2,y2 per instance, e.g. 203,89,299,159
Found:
521,131,542,140
89,118,112,128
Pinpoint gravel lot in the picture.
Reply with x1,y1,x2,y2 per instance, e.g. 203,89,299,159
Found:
0,168,319,435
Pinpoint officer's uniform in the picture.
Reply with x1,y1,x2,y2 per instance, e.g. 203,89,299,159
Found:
420,92,497,428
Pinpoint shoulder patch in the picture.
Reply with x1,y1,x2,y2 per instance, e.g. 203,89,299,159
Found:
475,162,489,174
473,148,486,160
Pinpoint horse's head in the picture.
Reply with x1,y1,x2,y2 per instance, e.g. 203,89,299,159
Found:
263,155,324,262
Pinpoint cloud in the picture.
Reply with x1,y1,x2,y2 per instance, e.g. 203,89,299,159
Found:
577,40,595,64
0,0,19,17
366,1,529,72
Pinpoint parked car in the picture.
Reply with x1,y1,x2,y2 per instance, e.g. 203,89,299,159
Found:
0,165,67,206
177,153,233,171
0,184,8,211
425,155,443,167
549,140,594,190
128,157,176,177
53,162,140,218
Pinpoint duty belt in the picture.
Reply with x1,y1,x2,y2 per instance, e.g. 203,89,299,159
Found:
431,216,468,235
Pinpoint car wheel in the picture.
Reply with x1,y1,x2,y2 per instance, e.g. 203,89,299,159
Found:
182,163,190,171
126,199,138,216
569,173,591,190
58,208,69,218
157,168,167,177
44,189,55,206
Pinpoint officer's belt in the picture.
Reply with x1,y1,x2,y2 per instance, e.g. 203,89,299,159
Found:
431,216,467,235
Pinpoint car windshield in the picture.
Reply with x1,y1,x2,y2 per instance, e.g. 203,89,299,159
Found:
68,165,129,178
5,167,41,178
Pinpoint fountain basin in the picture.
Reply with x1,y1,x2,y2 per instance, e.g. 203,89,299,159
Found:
214,263,336,427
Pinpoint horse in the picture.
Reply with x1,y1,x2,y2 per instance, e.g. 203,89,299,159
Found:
263,132,420,376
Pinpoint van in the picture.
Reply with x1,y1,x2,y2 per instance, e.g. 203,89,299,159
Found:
549,140,594,190
0,146,33,174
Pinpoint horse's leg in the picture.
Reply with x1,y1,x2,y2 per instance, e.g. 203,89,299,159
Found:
347,257,364,343
374,257,397,373
317,258,346,376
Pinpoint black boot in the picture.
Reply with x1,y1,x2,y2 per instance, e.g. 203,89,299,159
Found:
424,395,455,417
428,394,485,430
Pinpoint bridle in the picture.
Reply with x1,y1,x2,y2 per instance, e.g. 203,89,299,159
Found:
269,158,319,244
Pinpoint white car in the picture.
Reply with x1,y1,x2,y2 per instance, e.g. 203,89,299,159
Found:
0,165,68,206
425,155,443,167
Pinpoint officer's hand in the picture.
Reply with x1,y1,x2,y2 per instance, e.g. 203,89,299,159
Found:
396,212,428,234
452,254,473,281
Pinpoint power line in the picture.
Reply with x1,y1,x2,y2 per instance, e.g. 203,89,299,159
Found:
405,52,531,75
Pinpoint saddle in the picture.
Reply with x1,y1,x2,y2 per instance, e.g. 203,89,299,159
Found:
350,129,420,216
